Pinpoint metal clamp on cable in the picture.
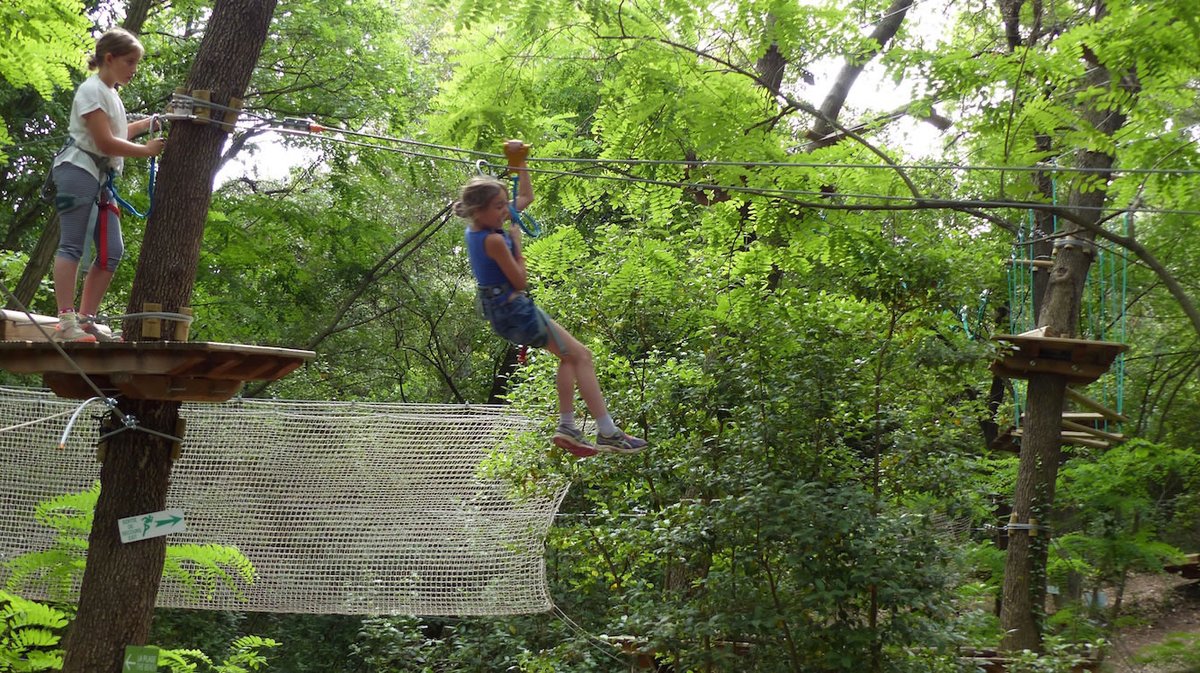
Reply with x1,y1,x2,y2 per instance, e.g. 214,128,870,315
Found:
280,117,318,132
1053,235,1097,257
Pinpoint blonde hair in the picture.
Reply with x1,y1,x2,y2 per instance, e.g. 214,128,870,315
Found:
454,176,507,220
88,27,144,70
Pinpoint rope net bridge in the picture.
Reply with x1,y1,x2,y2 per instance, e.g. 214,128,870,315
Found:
0,387,569,616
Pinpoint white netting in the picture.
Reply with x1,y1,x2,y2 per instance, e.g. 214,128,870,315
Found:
0,387,568,616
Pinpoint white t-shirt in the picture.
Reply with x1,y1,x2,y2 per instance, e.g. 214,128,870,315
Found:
53,74,128,180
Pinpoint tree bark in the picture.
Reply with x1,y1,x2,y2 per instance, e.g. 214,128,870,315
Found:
1000,1,1130,650
6,213,59,310
60,2,278,672
806,0,915,149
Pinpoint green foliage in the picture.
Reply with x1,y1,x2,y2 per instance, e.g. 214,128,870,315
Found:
5,0,1200,669
1135,631,1200,672
3,484,256,607
3,486,94,601
0,0,89,160
999,636,1105,673
158,636,279,673
0,591,68,672
1052,440,1200,593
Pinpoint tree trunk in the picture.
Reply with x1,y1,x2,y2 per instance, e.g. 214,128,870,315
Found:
806,0,914,148
60,2,277,671
1000,2,1131,650
6,213,59,310
58,400,178,672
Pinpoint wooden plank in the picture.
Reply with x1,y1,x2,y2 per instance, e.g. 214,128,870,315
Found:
1009,259,1054,269
1061,435,1110,449
109,373,242,402
0,309,58,341
174,307,193,341
0,341,314,403
1022,412,1110,427
1061,412,1108,426
43,372,119,400
1065,387,1130,423
993,334,1128,367
1062,419,1125,443
143,302,162,339
1011,429,1110,450
992,356,1110,385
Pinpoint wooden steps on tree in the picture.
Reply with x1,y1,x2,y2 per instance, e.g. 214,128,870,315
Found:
1061,419,1125,444
0,341,314,402
1011,428,1111,450
991,333,1127,385
1065,387,1131,424
1009,258,1054,269
1022,412,1110,428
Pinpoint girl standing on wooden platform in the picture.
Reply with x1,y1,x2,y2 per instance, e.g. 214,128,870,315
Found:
49,27,164,342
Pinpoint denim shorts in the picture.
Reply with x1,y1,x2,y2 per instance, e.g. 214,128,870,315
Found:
480,290,550,348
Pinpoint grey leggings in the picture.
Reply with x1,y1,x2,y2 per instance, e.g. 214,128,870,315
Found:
53,163,124,270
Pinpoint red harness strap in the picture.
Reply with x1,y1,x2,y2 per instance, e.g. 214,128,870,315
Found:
95,189,120,271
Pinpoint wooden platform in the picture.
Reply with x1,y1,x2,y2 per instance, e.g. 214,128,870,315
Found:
991,334,1128,385
0,341,314,402
1164,553,1200,580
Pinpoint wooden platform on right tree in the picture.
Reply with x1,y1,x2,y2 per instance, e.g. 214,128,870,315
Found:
991,333,1128,385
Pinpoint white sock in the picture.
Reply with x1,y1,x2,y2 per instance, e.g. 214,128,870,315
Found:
596,414,618,436
558,412,575,429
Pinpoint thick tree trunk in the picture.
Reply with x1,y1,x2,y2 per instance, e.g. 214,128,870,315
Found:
58,400,178,672
1000,2,1130,648
60,3,277,672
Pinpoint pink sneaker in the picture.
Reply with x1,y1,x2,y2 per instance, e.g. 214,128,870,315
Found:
53,313,97,343
553,425,599,457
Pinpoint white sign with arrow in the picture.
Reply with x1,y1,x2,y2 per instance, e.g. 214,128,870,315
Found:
118,508,186,544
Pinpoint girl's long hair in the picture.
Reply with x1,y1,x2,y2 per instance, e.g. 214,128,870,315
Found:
454,176,507,219
89,27,144,70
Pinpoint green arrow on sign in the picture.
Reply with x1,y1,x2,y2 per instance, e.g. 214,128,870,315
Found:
123,645,158,673
155,515,183,528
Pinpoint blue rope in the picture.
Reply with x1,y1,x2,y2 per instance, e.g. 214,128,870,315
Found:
508,174,542,237
104,158,156,219
148,156,157,205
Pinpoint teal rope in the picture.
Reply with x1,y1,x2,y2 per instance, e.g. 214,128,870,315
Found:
508,174,542,237
105,167,154,219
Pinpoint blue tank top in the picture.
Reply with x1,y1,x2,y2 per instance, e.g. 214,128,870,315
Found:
465,226,512,287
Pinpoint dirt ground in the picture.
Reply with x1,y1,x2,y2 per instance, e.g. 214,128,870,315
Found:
1102,573,1200,673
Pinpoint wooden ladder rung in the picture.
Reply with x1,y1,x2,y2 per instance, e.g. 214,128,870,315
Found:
1066,387,1130,423
1061,419,1125,443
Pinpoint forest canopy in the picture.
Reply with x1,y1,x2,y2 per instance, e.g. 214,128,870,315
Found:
1,0,1199,671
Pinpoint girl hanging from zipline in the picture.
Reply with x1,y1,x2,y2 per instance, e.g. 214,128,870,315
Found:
48,27,164,342
458,141,647,456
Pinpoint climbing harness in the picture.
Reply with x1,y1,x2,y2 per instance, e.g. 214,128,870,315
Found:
41,116,160,218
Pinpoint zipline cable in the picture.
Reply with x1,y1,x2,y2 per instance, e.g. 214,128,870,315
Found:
167,94,1200,178
266,129,1200,220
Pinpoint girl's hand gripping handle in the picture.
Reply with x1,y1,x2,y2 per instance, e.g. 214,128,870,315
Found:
504,140,530,169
